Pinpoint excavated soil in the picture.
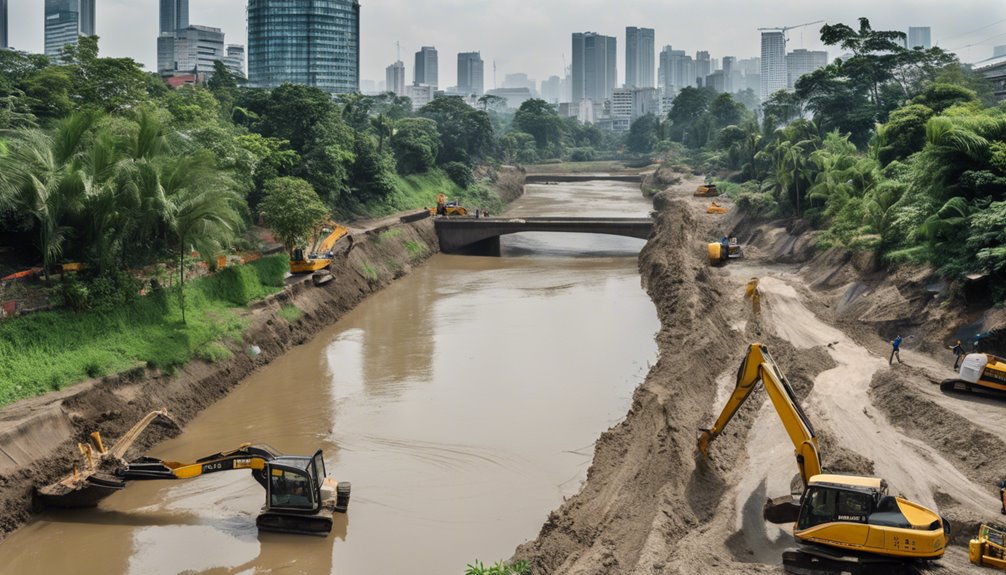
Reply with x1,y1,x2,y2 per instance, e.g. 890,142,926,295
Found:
515,179,1003,574
0,219,440,539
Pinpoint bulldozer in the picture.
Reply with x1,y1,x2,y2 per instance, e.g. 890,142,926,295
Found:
708,236,743,265
290,221,350,275
941,352,1006,396
971,524,1006,570
38,410,350,536
699,344,949,574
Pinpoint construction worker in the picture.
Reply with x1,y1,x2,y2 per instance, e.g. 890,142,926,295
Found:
435,193,447,217
949,340,964,370
889,335,903,365
1000,480,1006,514
720,236,730,262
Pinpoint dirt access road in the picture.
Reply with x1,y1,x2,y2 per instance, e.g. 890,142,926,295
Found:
515,176,1002,574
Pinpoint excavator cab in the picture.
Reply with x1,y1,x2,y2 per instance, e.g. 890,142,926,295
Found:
258,450,351,536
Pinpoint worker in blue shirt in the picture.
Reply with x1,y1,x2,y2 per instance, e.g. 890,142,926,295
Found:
889,335,903,365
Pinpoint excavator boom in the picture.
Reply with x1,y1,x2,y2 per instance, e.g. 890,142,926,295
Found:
699,343,822,486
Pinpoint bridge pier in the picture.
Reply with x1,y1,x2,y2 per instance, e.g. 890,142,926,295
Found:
457,236,501,256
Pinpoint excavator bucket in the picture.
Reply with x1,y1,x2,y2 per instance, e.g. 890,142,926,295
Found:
37,410,179,508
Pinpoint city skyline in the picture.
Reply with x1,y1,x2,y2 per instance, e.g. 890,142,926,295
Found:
5,0,1005,88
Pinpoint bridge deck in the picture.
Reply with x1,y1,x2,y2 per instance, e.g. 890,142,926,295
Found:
434,216,654,254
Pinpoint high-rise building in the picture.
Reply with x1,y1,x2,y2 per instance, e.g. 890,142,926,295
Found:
172,25,225,74
658,46,695,93
44,0,95,58
457,51,484,95
386,60,406,96
611,87,659,131
786,49,827,88
503,72,536,96
760,31,787,100
625,27,655,88
722,56,736,93
248,0,360,94
541,75,561,103
160,0,188,34
571,31,617,103
695,51,711,84
224,44,246,78
405,84,435,110
414,46,438,88
1,0,8,49
995,45,1006,58
908,26,931,49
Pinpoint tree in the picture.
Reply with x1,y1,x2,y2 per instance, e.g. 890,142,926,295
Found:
259,177,330,255
667,86,716,143
349,133,396,202
390,117,441,174
875,104,934,165
513,99,565,155
161,154,244,323
0,113,93,280
498,131,538,164
910,83,979,114
626,114,660,153
418,97,494,165
444,161,474,188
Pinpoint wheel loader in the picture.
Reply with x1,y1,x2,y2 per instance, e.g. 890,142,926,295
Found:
971,524,1006,570
941,352,1006,396
699,344,950,574
38,410,350,536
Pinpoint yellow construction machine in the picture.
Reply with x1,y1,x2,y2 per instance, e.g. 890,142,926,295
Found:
707,201,728,215
695,182,719,197
290,221,350,275
708,236,742,264
38,410,350,536
941,353,1006,396
699,344,949,574
430,193,468,217
972,524,1006,570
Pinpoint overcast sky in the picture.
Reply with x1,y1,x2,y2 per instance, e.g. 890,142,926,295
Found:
7,0,1006,88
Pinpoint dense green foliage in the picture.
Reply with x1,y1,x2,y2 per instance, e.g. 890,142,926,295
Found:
259,177,330,254
664,17,1006,292
465,560,530,575
0,255,286,406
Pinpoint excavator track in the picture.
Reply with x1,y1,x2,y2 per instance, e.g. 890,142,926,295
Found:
783,545,918,575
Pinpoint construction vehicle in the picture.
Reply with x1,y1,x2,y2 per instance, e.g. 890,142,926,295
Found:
941,353,1006,396
430,193,468,217
699,344,949,574
971,524,1006,570
38,410,350,536
695,182,719,197
707,201,728,214
708,236,743,264
290,221,350,275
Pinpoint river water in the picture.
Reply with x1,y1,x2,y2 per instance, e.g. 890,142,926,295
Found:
0,181,659,575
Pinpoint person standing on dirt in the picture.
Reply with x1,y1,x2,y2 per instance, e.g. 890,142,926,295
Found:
950,340,964,370
889,335,903,365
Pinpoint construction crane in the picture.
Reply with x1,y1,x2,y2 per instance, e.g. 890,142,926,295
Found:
758,20,825,36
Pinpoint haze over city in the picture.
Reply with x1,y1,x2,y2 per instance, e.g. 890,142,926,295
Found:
5,0,1006,87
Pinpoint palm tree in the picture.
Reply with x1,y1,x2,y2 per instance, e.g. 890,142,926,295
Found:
161,153,244,323
0,113,94,280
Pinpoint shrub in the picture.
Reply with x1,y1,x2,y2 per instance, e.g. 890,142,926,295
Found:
197,341,233,363
444,162,475,188
278,304,302,323
250,254,289,287
568,147,595,162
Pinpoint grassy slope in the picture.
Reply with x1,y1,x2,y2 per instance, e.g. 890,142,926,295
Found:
0,255,288,406
349,169,506,219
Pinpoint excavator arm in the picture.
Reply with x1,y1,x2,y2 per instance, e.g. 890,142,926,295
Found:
698,343,822,487
123,444,282,487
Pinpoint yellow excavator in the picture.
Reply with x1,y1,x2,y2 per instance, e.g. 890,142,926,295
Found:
941,352,1006,396
699,344,949,574
695,182,719,197
708,236,743,264
290,221,350,275
972,524,1006,570
38,410,350,536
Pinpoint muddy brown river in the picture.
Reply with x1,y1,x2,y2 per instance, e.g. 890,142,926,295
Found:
0,181,659,574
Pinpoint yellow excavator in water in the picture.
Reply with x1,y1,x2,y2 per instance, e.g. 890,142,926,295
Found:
941,352,1006,396
38,410,350,536
699,344,949,574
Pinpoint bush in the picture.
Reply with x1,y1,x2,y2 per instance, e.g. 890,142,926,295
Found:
249,254,289,287
59,277,91,311
465,560,530,575
444,162,475,188
197,341,233,363
568,147,595,162
277,304,302,323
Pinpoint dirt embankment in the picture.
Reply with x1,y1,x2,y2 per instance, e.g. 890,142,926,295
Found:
0,219,440,539
516,181,1003,574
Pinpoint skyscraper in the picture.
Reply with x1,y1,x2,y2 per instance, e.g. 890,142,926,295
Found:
625,27,655,88
172,25,225,73
695,51,711,84
248,0,360,94
571,32,617,103
224,44,246,78
908,26,931,49
386,60,406,96
540,75,561,103
786,49,827,88
414,46,438,88
160,0,188,34
760,31,787,100
44,0,95,58
1,0,7,49
457,51,484,95
722,56,736,93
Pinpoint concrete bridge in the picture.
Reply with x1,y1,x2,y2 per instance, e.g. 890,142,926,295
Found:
435,217,654,255
524,174,644,184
